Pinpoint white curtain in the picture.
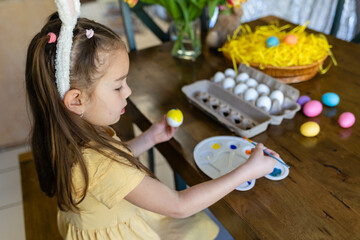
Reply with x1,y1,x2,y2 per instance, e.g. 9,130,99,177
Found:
241,0,358,41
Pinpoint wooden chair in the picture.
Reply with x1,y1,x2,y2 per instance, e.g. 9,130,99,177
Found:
351,32,360,43
19,152,62,240
118,0,169,175
330,0,359,43
118,0,208,50
118,0,188,191
119,0,170,51
330,0,345,36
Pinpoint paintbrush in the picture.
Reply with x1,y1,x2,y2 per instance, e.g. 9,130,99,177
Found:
243,137,290,169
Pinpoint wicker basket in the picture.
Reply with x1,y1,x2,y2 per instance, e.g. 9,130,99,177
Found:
224,53,328,84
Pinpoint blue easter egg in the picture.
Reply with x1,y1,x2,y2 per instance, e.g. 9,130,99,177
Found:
266,36,279,48
322,92,340,107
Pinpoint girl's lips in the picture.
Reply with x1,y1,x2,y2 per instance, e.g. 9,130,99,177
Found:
121,103,127,114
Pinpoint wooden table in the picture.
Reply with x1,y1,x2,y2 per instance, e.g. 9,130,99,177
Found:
122,16,360,239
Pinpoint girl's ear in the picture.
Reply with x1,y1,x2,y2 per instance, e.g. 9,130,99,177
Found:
63,89,85,115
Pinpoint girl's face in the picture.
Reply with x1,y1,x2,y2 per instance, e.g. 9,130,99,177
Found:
83,48,131,126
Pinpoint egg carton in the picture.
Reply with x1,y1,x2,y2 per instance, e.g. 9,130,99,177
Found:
182,80,271,138
212,64,301,125
181,64,301,137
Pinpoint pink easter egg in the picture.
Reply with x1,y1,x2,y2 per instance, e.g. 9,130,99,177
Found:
338,112,356,128
303,100,323,117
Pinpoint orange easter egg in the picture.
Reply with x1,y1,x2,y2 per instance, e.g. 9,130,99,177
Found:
284,34,298,46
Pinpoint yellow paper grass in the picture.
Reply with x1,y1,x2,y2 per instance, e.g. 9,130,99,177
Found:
219,21,337,74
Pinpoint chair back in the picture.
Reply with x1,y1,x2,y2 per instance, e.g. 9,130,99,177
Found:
119,0,170,51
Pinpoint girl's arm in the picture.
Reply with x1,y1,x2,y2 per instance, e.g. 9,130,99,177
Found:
125,143,277,218
125,115,177,157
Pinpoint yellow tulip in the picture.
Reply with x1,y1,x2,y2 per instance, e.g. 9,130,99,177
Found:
124,0,138,8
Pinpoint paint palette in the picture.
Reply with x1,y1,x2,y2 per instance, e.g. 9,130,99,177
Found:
193,136,289,191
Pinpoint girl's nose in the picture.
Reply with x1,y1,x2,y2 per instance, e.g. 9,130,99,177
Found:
125,85,132,98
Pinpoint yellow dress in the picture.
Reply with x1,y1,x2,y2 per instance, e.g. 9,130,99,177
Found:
57,132,219,240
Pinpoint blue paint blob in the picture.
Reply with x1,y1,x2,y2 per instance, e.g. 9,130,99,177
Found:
230,144,237,150
270,168,282,177
266,36,279,48
247,181,251,185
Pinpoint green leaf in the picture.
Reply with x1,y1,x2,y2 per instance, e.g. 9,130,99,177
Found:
138,0,226,22
164,1,181,19
189,0,206,8
139,0,162,4
137,0,181,20
208,0,219,19
174,0,190,23
188,4,202,21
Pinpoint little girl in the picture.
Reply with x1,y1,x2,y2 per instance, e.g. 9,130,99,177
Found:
25,4,277,240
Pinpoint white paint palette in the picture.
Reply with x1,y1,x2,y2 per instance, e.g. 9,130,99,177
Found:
193,136,289,191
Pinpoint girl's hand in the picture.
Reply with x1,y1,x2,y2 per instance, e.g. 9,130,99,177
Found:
147,115,178,145
241,143,277,180
126,115,178,157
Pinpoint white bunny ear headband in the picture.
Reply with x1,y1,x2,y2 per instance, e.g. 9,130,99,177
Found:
54,0,81,99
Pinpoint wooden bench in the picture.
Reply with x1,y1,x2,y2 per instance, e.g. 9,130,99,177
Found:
19,152,62,240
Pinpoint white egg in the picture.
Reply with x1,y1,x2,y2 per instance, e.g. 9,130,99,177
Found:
233,83,248,95
270,90,284,105
224,68,236,78
222,77,236,89
213,71,225,83
166,109,184,127
256,84,270,95
235,72,249,82
244,88,259,102
246,78,258,87
167,117,183,127
256,95,272,111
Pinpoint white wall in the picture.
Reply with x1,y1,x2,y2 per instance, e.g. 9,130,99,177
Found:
0,0,56,147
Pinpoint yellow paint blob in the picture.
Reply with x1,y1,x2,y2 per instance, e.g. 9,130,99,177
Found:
167,109,183,123
300,121,320,137
166,108,184,127
212,143,220,149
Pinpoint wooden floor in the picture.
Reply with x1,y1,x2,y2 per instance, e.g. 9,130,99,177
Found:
19,152,62,240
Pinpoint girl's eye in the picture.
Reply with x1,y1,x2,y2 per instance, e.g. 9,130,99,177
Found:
115,86,122,91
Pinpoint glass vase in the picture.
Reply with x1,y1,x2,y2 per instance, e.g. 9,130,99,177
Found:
170,17,201,61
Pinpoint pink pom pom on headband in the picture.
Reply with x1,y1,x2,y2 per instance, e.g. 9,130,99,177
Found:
47,32,57,43
86,29,94,39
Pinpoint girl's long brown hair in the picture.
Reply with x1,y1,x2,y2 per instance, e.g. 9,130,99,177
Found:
26,13,152,211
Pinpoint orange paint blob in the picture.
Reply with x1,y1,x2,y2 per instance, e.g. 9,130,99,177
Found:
245,150,252,155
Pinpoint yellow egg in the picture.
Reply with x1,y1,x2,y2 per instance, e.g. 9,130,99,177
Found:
166,108,183,127
300,121,320,137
